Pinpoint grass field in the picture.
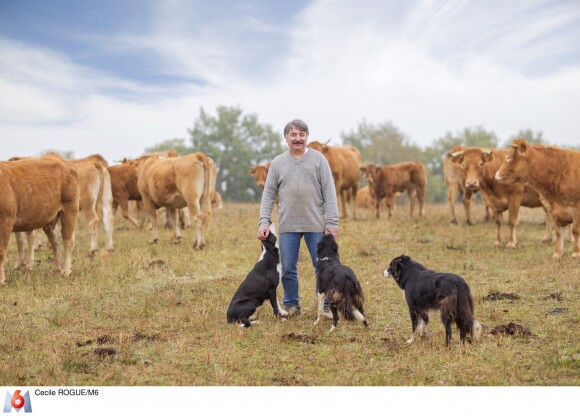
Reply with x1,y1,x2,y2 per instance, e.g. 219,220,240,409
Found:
0,202,578,386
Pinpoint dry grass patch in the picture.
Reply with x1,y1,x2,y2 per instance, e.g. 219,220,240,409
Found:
0,203,578,385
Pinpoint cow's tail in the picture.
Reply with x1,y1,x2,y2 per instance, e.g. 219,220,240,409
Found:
195,153,214,228
95,163,114,250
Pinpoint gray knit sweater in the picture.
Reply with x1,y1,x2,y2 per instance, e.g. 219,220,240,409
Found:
259,149,339,233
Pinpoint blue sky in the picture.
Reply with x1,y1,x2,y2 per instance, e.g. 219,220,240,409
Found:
1,0,579,163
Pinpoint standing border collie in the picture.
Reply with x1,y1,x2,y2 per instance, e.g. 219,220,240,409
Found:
384,255,482,347
315,234,368,332
226,224,288,327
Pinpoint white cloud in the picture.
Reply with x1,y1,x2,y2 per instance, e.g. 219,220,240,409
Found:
0,0,579,164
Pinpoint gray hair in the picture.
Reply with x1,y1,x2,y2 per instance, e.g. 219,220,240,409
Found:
283,119,309,138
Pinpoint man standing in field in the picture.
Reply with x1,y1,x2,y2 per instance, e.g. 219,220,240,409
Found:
257,119,339,317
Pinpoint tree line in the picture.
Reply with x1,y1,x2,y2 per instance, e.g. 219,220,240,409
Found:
146,105,562,203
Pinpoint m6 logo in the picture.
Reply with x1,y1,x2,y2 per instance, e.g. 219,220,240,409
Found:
3,390,32,413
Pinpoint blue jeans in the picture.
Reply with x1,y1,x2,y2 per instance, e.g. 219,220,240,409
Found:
279,232,324,307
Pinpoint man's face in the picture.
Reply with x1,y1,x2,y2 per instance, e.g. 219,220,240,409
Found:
286,127,308,153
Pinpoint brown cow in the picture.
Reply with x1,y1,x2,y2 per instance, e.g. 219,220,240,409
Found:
71,156,114,256
356,185,393,211
108,163,142,229
444,145,492,225
0,156,79,285
212,191,223,209
307,142,361,220
495,138,580,258
248,163,271,191
361,162,426,219
450,147,550,248
136,152,217,249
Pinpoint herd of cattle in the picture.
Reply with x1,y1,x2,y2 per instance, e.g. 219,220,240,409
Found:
0,137,578,285
249,139,579,259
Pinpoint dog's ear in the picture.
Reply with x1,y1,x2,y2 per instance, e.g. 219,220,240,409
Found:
389,256,406,280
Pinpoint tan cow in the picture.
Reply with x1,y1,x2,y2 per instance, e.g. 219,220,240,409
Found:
136,152,217,249
356,185,392,211
108,163,142,229
307,142,362,220
71,156,114,256
495,138,580,258
212,191,223,209
444,145,492,225
0,156,79,285
248,163,271,191
450,147,550,248
360,162,426,219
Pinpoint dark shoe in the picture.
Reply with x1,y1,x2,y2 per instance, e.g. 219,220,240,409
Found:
283,305,301,318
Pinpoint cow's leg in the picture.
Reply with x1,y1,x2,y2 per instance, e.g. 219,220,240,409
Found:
408,189,416,218
59,208,77,276
170,208,182,244
571,214,580,258
84,205,99,258
180,208,191,230
186,201,204,250
142,197,159,243
552,223,565,259
447,183,459,224
417,186,426,217
0,220,14,285
542,207,553,243
14,232,26,269
25,231,35,269
494,211,503,247
506,197,521,249
118,198,141,229
463,189,474,225
43,223,62,273
101,196,114,253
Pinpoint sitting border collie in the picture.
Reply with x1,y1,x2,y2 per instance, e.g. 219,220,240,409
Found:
226,224,288,327
314,234,368,332
384,255,482,347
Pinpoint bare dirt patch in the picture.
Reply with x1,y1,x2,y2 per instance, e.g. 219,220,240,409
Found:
280,333,318,344
489,322,533,338
484,292,520,301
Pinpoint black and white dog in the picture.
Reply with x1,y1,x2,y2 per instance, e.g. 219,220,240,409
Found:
226,224,288,327
315,234,368,332
384,255,482,347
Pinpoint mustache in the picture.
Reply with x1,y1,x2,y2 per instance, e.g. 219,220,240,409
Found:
291,140,305,144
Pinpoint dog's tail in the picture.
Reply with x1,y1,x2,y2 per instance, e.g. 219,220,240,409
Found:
329,276,365,321
440,284,479,344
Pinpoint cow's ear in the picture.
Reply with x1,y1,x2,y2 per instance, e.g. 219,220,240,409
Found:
481,150,493,163
512,138,528,156
248,167,256,176
322,145,330,154
450,151,464,164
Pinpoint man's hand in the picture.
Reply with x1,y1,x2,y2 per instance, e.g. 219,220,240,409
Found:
257,226,270,240
325,228,339,238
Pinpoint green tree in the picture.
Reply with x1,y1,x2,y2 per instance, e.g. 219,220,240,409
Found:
188,106,283,202
144,138,191,155
341,119,423,165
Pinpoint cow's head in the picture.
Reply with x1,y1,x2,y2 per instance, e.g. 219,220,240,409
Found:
248,163,270,190
360,164,379,186
450,149,486,191
495,138,529,184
